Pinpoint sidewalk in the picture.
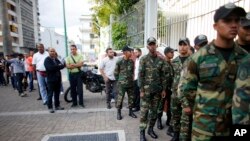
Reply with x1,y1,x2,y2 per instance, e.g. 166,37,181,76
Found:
0,82,171,141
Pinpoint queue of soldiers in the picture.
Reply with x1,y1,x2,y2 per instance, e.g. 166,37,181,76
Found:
99,3,250,141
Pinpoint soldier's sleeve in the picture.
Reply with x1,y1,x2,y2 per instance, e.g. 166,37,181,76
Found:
232,57,250,125
114,60,120,81
161,60,167,90
178,57,198,108
138,57,145,92
164,61,171,90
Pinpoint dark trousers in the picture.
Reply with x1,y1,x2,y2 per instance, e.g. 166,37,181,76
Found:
28,72,34,90
47,81,61,109
11,75,16,89
133,80,140,109
69,72,83,105
0,71,6,85
105,79,117,103
15,73,24,94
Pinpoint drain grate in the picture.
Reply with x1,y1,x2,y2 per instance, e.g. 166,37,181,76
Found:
42,130,125,141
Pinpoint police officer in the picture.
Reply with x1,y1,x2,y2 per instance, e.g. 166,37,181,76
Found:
114,45,137,120
232,12,250,126
237,12,250,53
169,37,190,141
179,3,247,140
139,37,167,141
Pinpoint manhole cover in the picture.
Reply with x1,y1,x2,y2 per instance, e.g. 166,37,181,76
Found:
42,130,125,141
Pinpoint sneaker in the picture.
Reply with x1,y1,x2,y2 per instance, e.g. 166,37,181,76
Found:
79,104,85,108
20,93,27,97
37,97,42,100
71,104,77,108
55,106,64,110
43,101,47,105
49,109,54,113
111,99,115,103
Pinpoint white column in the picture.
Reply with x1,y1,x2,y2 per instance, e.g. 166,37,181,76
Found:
144,0,158,47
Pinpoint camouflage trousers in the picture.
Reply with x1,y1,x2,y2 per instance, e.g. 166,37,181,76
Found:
180,110,192,141
192,128,230,141
139,92,161,130
116,85,134,109
170,95,182,132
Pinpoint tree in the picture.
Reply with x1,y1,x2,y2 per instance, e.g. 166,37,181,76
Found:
0,0,13,56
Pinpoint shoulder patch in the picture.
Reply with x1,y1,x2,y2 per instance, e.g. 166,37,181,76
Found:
238,66,248,81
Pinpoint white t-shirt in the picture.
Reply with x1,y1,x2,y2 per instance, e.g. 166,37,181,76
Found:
32,51,49,71
99,56,118,80
134,57,141,80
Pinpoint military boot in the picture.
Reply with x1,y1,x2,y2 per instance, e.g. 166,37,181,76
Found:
147,126,158,139
166,126,174,137
166,111,171,126
170,132,179,141
117,109,122,120
140,130,147,141
129,108,137,118
157,115,163,129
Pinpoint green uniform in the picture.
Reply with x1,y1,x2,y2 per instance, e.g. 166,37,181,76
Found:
138,54,167,130
232,54,250,125
170,56,189,133
114,58,134,109
179,42,247,140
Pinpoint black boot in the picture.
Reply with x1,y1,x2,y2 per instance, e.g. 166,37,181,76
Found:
140,130,147,141
166,126,174,137
157,116,163,130
147,126,158,139
129,108,137,118
117,109,122,120
166,111,171,126
170,132,179,141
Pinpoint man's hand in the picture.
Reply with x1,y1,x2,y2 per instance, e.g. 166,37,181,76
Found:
140,91,145,98
183,107,192,115
161,91,166,98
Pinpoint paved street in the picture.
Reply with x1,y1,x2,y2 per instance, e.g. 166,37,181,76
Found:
0,80,171,141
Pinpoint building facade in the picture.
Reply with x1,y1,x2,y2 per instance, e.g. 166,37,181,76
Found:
0,0,40,54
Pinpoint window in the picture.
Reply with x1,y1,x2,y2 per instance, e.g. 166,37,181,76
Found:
57,40,59,44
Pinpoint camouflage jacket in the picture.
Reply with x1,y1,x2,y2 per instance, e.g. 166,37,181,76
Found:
232,54,250,125
165,60,174,91
171,56,189,96
179,42,247,135
114,57,134,87
138,54,167,94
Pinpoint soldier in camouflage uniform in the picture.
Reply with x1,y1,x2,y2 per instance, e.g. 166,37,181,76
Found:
114,45,137,120
179,3,247,140
236,12,250,53
178,35,208,141
232,14,250,125
232,54,250,125
156,47,175,130
168,37,190,141
138,37,167,141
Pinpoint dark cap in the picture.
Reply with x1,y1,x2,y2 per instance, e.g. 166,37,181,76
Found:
240,12,250,27
122,45,133,52
147,37,157,45
194,34,208,46
214,2,246,22
179,37,190,46
164,46,176,54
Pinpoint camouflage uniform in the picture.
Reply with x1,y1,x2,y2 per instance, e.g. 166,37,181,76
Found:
157,60,174,121
179,42,247,140
138,54,166,130
170,56,189,134
114,58,134,109
232,54,250,125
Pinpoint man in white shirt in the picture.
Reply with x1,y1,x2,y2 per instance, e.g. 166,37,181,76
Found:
32,43,49,105
99,48,118,109
133,48,142,112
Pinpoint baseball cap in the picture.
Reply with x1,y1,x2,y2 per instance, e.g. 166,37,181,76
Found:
122,45,133,52
164,46,176,54
147,37,157,45
194,34,208,46
179,37,190,46
214,2,246,22
240,12,250,27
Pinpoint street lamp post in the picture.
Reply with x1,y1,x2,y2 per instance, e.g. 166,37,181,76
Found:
62,0,68,57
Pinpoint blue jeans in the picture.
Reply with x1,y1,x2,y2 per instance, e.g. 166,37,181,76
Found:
28,72,34,90
15,73,24,94
36,71,48,103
